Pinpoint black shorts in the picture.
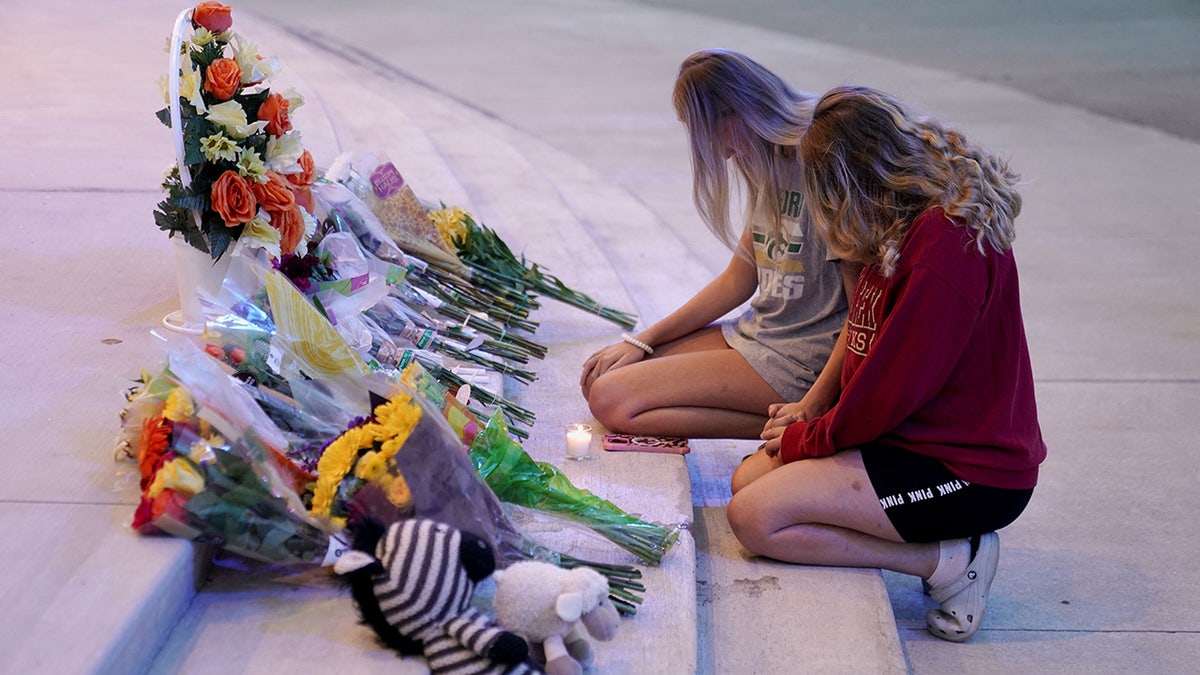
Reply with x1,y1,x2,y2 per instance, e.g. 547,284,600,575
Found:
860,445,1033,543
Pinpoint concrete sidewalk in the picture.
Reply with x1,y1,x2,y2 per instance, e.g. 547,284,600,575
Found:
1,0,1197,673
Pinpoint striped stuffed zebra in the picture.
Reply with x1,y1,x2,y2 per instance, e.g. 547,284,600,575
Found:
335,517,542,674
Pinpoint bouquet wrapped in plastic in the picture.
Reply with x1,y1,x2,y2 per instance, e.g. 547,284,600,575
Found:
119,342,528,563
469,412,681,567
124,343,343,565
121,338,648,612
326,152,637,330
431,204,637,330
306,183,543,434
200,238,536,438
313,179,543,349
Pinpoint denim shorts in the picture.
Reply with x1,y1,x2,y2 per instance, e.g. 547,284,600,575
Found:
860,444,1033,543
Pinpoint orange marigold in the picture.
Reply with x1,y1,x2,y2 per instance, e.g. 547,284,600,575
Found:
137,415,173,490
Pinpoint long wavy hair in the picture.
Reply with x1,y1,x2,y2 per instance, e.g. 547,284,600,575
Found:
798,86,1022,276
673,49,817,250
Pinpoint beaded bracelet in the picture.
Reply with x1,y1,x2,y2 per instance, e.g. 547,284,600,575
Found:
621,333,654,355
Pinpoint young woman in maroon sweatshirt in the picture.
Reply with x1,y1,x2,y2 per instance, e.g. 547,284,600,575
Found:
728,85,1046,642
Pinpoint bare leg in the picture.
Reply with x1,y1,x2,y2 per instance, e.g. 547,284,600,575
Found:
730,447,782,494
726,449,939,578
586,327,786,438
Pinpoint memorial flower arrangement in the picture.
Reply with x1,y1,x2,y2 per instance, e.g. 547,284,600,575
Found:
429,205,638,330
325,153,638,331
306,382,648,613
154,1,318,261
123,346,337,565
119,343,648,613
469,411,680,567
125,3,665,633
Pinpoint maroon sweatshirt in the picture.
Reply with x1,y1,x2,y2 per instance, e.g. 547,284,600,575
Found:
780,209,1046,489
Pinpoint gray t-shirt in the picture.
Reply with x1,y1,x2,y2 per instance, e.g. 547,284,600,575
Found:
721,162,848,401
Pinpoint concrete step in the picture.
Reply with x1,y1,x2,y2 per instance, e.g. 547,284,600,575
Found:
694,505,906,674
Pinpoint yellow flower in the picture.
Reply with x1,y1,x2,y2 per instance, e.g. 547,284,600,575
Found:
354,451,388,482
429,206,469,245
206,100,269,139
191,27,217,47
188,440,215,465
236,148,267,182
373,397,421,456
200,132,239,163
147,458,205,499
180,63,206,113
162,387,194,422
158,60,206,113
310,393,424,518
385,473,413,509
310,426,373,517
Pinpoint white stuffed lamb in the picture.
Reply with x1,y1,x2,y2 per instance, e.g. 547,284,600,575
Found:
492,561,621,675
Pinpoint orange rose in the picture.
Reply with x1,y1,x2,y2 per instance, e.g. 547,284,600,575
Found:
249,171,296,213
210,170,258,225
192,2,233,33
271,204,306,254
203,58,241,101
285,150,316,187
257,93,292,137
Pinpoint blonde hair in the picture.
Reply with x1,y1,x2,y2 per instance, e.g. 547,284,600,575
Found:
673,50,817,250
798,86,1022,276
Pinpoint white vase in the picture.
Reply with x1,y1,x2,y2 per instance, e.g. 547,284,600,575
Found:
162,237,233,334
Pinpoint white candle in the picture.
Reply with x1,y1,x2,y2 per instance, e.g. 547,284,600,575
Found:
566,423,592,459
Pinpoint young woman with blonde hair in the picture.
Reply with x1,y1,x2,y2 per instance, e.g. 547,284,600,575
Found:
580,50,858,439
729,86,1046,642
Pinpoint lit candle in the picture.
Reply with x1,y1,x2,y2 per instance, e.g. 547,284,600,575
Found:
566,423,592,460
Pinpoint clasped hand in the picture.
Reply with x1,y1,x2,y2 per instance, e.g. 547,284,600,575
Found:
758,401,815,458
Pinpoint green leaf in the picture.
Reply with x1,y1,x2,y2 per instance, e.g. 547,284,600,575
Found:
183,133,206,167
208,223,238,260
156,108,172,128
153,203,188,234
189,41,224,70
185,226,210,254
238,90,270,119
176,193,209,213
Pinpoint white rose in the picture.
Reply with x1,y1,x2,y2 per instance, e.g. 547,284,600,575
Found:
206,101,268,139
265,131,304,173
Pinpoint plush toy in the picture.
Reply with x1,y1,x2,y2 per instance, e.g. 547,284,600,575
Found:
492,561,621,675
335,517,542,674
